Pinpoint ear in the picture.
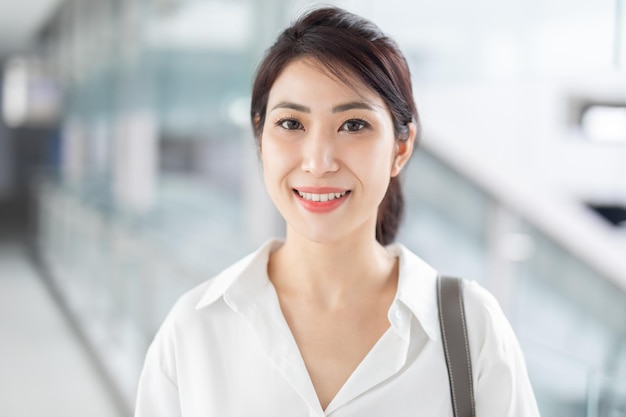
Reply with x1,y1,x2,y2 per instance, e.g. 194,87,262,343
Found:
390,122,416,177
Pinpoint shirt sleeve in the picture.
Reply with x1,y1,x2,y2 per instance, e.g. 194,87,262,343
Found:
463,281,541,417
134,320,182,417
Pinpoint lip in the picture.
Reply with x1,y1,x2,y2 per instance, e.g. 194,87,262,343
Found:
292,187,351,213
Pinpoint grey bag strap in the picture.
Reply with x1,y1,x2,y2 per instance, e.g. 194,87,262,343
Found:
437,276,476,417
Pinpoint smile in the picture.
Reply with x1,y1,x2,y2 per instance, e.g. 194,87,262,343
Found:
295,190,349,202
293,188,351,213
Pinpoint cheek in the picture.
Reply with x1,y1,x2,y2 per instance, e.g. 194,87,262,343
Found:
260,139,295,191
260,149,277,184
344,142,393,199
261,140,284,171
354,138,396,173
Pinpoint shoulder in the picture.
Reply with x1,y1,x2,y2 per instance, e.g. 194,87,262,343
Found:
135,257,254,396
462,280,507,328
460,284,540,414
151,239,281,341
462,280,513,338
163,278,220,327
143,241,278,374
145,266,235,360
461,280,524,366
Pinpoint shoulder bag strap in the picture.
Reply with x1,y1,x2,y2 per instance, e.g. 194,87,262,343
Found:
437,275,476,417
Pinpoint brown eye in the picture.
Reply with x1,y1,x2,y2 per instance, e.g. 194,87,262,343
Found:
340,119,368,132
277,118,303,130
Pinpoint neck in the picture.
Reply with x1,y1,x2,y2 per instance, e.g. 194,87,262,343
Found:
268,228,398,308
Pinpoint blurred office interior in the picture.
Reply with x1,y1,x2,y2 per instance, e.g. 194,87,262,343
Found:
0,0,625,416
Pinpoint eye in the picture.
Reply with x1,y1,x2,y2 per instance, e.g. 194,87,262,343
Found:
340,119,369,132
276,118,303,130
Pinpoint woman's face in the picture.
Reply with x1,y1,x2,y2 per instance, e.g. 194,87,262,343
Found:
260,58,414,244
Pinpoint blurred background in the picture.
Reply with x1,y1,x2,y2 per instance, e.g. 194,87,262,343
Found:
0,0,625,416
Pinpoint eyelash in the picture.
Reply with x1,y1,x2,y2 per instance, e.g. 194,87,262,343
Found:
275,117,303,131
340,118,370,132
274,117,371,132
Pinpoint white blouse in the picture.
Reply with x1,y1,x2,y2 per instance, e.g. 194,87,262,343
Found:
135,239,541,417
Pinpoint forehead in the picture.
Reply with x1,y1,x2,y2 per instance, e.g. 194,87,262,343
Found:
267,57,385,107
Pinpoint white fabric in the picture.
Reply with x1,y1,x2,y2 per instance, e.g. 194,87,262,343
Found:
135,239,541,417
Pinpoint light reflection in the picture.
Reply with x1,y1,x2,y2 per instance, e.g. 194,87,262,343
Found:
582,105,626,143
2,58,28,128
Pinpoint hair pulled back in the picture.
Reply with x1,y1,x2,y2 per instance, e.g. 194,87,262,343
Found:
250,6,420,245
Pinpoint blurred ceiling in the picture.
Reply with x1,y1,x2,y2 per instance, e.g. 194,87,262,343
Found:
0,0,60,56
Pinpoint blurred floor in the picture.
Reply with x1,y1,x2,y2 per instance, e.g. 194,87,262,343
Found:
0,238,122,417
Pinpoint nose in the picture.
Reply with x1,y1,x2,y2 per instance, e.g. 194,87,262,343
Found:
300,129,339,176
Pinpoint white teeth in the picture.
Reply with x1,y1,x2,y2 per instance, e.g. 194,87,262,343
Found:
296,190,348,201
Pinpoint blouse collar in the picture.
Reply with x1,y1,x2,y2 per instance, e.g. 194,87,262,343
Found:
196,238,440,341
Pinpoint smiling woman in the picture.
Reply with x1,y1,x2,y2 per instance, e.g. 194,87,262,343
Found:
134,6,540,417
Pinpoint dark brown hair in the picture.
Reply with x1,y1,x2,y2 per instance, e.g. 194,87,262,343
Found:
250,6,420,245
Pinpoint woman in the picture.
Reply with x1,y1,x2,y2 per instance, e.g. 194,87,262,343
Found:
135,6,540,416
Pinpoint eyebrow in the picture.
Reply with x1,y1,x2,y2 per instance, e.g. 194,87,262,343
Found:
270,101,377,113
332,101,376,113
271,102,311,113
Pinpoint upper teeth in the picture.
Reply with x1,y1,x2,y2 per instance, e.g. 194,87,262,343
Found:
297,190,348,202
